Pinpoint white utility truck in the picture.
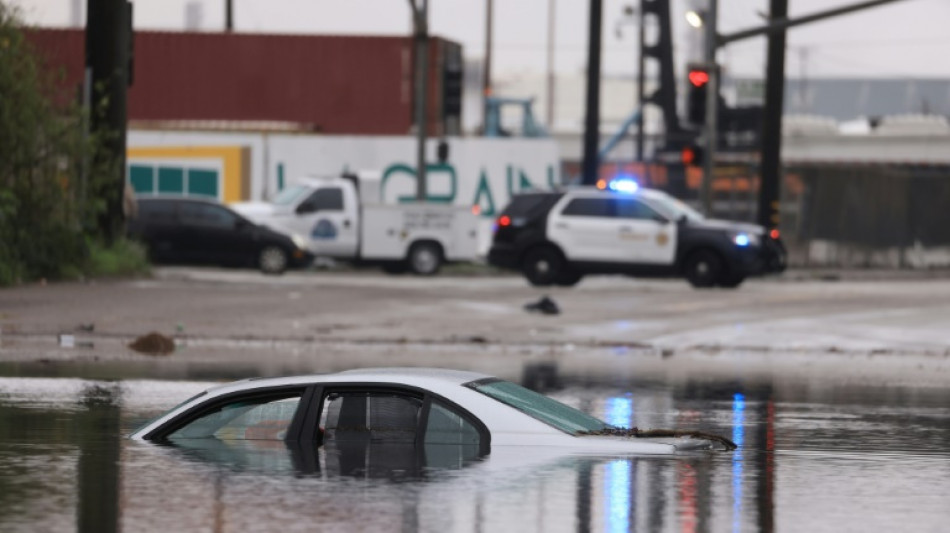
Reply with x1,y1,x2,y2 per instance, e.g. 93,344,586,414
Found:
232,172,479,275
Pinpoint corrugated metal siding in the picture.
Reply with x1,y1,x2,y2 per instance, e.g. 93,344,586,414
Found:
24,29,455,135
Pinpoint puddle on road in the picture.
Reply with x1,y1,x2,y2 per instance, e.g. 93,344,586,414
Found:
1,367,949,532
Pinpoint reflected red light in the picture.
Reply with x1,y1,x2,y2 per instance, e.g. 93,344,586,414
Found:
498,215,511,227
472,205,481,216
770,228,780,240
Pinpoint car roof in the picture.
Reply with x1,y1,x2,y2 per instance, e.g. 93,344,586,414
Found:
136,195,223,205
203,367,493,396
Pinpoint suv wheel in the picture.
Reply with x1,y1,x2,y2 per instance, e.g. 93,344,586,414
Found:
522,246,564,287
408,242,442,275
259,246,289,275
684,249,722,288
718,272,745,289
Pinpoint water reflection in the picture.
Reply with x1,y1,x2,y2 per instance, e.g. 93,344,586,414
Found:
1,374,949,532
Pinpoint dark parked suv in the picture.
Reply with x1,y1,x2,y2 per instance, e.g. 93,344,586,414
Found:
488,184,786,288
128,197,313,274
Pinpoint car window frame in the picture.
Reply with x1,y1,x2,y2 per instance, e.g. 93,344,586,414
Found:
307,383,491,456
559,197,614,218
613,197,667,222
141,385,315,442
178,201,242,230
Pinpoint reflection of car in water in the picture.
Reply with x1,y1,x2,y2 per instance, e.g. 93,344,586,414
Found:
131,368,734,457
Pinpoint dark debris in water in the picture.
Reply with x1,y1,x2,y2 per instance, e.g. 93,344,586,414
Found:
577,427,738,450
128,332,175,356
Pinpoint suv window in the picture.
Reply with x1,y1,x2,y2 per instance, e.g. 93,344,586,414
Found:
179,202,239,229
615,198,662,221
502,194,557,217
298,188,344,214
561,198,612,218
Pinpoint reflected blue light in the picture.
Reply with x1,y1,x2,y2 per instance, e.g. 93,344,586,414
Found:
605,460,631,533
607,178,639,193
734,234,750,246
605,396,633,428
732,393,746,533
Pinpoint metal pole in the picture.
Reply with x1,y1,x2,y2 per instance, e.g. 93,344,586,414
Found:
413,0,429,201
546,0,556,128
758,0,787,229
635,0,646,162
483,0,494,130
225,0,233,31
700,0,718,215
581,0,604,185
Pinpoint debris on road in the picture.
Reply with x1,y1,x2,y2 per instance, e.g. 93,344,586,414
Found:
524,296,560,315
128,332,175,356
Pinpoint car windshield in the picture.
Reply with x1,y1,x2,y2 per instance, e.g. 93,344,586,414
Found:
642,191,705,222
271,184,311,206
465,379,613,435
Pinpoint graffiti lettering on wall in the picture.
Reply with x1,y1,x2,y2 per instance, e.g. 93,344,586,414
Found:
379,162,559,217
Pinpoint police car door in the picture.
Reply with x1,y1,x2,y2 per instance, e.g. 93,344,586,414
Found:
293,186,358,257
614,197,676,264
549,197,624,262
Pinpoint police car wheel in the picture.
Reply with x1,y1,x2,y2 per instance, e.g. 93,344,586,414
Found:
259,246,288,275
522,246,564,287
408,242,442,276
684,249,722,288
555,270,584,287
717,273,745,289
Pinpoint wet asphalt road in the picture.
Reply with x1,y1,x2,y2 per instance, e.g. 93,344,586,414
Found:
2,267,950,384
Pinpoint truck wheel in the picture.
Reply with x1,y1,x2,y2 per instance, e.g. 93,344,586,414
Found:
555,269,584,287
259,246,288,275
684,249,722,288
408,242,442,275
522,246,564,287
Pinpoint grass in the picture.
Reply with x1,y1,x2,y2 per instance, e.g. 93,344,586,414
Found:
83,238,151,279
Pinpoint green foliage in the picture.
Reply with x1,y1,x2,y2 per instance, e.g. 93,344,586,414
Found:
0,3,139,285
84,238,150,278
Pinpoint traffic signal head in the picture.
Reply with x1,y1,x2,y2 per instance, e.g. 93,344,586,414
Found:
681,144,704,167
686,65,709,126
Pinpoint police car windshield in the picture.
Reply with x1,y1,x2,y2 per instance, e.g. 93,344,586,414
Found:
271,185,311,206
644,192,705,222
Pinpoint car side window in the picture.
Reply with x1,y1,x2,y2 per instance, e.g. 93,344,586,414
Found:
168,392,303,441
561,198,612,218
319,391,422,444
139,201,177,224
425,401,481,446
179,203,239,229
614,198,663,221
298,188,344,214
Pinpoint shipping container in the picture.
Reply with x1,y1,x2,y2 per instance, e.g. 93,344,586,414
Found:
24,28,461,136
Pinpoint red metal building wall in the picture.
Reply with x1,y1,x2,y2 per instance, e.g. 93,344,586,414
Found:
24,29,455,135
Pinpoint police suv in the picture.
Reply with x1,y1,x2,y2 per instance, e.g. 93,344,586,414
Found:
487,180,786,289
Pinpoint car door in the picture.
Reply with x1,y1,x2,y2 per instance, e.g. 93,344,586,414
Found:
613,198,677,264
290,186,359,258
548,197,619,262
177,202,251,265
314,386,487,476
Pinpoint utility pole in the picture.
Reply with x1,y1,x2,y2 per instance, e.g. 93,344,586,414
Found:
410,0,429,201
546,0,556,128
581,0,603,185
699,0,718,215
483,0,494,130
225,0,233,32
757,0,787,230
635,0,646,162
85,0,132,243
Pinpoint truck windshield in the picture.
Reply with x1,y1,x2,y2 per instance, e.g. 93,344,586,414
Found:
271,185,310,206
465,378,613,435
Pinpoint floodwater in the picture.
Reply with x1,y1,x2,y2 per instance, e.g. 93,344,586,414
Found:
1,365,949,533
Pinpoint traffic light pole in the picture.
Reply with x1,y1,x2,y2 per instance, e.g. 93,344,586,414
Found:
758,0,787,230
581,0,603,186
699,0,718,215
410,0,429,201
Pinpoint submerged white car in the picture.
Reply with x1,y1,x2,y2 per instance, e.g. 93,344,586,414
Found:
130,368,735,455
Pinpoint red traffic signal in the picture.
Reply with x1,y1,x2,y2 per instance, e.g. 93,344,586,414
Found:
688,69,710,88
681,145,704,167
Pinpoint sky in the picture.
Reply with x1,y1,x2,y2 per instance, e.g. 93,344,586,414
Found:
11,0,950,80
